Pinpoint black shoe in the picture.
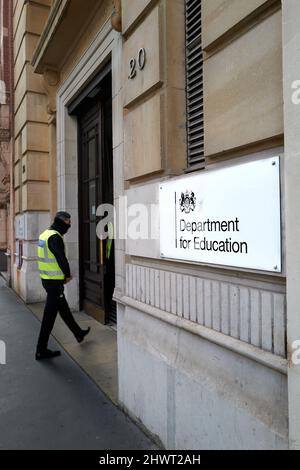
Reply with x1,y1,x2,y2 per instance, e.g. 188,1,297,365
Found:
35,349,61,360
76,327,91,343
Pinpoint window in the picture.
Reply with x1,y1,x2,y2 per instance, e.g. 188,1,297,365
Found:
185,0,204,169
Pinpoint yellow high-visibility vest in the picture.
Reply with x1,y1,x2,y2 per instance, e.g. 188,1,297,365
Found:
37,229,65,280
106,222,114,260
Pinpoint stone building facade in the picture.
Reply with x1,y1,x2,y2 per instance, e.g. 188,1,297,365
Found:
8,0,300,449
0,0,13,273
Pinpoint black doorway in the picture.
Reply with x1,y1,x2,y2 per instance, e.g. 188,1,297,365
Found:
71,68,116,324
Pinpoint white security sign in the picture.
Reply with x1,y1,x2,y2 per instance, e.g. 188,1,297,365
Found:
15,214,25,239
160,157,281,272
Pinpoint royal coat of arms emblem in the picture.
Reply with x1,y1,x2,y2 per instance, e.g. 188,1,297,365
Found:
179,190,196,214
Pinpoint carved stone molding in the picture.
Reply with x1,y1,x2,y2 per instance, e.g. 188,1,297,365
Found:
43,68,60,116
111,0,122,32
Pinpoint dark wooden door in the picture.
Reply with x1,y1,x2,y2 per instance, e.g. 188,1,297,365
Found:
78,75,115,323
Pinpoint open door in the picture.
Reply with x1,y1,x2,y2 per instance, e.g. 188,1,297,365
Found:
75,69,116,324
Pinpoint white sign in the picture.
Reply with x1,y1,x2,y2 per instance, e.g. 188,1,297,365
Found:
0,341,6,365
15,215,25,239
160,157,281,272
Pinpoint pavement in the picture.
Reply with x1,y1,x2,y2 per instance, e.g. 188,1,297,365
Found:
28,300,118,405
0,277,157,450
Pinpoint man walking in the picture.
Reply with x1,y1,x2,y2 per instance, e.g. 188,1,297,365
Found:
36,211,90,360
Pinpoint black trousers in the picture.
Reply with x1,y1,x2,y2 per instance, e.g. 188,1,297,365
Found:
37,280,82,352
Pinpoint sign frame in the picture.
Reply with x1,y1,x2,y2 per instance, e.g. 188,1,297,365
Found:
159,157,282,273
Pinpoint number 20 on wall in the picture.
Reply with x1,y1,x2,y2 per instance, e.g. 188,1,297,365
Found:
128,48,146,79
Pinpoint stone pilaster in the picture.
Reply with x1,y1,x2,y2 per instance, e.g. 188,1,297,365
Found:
282,0,300,450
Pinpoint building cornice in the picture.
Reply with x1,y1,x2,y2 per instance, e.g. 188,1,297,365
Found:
32,0,69,73
32,0,102,74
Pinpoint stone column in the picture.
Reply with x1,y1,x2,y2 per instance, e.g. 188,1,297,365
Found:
282,0,300,450
12,0,52,301
43,68,59,219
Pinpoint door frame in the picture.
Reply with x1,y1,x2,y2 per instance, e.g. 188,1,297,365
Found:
56,20,125,314
78,98,104,322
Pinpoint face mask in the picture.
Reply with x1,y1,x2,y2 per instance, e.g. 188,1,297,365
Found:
53,217,71,235
61,221,71,234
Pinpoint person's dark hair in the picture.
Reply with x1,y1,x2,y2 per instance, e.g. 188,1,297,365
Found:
55,211,71,221
52,211,71,235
